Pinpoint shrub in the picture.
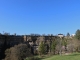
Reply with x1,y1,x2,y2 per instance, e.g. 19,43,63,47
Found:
5,44,32,60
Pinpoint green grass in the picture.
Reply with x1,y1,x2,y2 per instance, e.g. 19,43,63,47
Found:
41,53,80,60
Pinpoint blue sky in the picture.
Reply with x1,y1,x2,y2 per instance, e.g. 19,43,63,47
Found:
0,0,80,35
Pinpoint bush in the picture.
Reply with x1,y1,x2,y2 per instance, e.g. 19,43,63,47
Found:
5,44,32,60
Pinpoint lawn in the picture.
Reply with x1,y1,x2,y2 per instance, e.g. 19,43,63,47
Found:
41,53,80,60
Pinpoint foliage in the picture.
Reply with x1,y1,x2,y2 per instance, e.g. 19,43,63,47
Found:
51,39,57,54
38,41,46,55
62,38,67,46
67,32,70,37
5,44,32,60
67,39,80,53
75,29,80,40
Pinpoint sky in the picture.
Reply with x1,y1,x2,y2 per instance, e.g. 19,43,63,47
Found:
0,0,80,35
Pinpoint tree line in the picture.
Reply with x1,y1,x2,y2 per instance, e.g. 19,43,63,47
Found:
2,29,80,60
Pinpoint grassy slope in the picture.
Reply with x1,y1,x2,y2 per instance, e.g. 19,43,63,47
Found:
42,53,80,60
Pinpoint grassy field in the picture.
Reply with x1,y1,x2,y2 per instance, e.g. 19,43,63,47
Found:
41,53,80,60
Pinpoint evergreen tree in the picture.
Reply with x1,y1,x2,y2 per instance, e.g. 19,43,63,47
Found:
38,41,46,55
75,29,80,40
67,32,70,37
51,39,57,55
